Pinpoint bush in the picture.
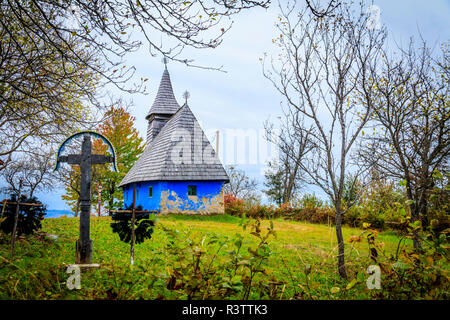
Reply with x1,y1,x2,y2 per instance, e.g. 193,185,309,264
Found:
110,204,155,244
343,179,409,230
427,170,450,235
0,194,46,236
298,193,324,209
224,193,245,216
286,207,335,225
247,204,277,219
160,217,276,299
225,194,336,225
363,223,450,299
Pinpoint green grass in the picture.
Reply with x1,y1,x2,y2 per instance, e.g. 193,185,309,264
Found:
0,214,420,300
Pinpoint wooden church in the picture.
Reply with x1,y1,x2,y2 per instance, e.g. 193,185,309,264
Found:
119,64,229,214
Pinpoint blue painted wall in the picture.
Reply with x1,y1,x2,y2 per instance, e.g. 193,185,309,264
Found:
122,180,225,212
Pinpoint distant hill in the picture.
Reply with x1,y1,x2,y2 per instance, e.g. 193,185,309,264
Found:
45,209,75,218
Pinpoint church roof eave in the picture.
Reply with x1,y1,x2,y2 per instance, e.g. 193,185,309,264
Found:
119,104,229,187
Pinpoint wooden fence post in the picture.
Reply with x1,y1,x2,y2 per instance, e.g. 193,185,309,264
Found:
130,184,136,266
10,179,23,260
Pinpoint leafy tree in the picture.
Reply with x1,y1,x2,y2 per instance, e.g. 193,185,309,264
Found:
0,3,98,169
60,167,82,217
358,41,450,248
92,106,145,213
298,193,324,209
342,174,363,208
263,161,284,206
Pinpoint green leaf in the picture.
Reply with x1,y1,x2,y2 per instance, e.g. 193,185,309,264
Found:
304,264,311,275
346,278,357,290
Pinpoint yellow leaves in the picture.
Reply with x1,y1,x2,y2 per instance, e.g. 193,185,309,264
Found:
330,287,340,294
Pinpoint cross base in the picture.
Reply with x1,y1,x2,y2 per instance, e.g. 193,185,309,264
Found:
75,239,93,264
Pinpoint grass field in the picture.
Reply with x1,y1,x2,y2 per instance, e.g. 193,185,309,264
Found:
0,214,423,300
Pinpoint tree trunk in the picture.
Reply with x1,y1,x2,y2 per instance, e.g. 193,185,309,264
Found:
10,180,23,260
410,202,422,250
335,204,347,280
405,180,422,250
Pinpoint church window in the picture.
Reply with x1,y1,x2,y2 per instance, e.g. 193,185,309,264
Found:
188,185,197,196
148,186,153,198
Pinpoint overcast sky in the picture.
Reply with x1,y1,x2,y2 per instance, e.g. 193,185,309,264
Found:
29,0,450,210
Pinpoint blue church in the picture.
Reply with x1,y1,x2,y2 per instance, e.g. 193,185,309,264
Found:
119,65,229,214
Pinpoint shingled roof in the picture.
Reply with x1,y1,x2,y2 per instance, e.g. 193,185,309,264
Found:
145,67,180,119
119,104,229,186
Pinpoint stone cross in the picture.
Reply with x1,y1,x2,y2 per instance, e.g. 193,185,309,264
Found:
58,134,114,264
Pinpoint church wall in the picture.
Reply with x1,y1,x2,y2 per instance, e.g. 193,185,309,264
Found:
122,180,226,214
122,181,162,211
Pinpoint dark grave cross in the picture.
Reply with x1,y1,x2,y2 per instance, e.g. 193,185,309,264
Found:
58,134,114,264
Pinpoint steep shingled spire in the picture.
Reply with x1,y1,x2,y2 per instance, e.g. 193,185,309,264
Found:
145,68,180,120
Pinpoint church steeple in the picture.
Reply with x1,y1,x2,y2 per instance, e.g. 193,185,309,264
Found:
146,65,181,143
146,66,180,120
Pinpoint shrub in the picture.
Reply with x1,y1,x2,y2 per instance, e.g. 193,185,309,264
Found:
110,204,155,244
344,179,409,230
363,223,450,299
224,193,245,216
427,170,450,235
288,207,335,225
298,193,324,209
0,194,46,236
160,217,276,299
247,203,271,219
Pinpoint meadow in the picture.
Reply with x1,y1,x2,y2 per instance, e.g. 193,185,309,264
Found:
4,213,445,300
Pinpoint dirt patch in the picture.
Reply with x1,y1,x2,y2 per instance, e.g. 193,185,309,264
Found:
272,221,314,233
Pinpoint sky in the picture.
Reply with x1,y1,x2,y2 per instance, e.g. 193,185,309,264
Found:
23,0,450,210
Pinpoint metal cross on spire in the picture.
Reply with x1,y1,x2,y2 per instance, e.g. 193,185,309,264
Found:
162,56,168,69
183,90,190,105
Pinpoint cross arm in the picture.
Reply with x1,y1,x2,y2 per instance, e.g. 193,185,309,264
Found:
58,154,114,165
58,155,81,165
91,155,114,164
